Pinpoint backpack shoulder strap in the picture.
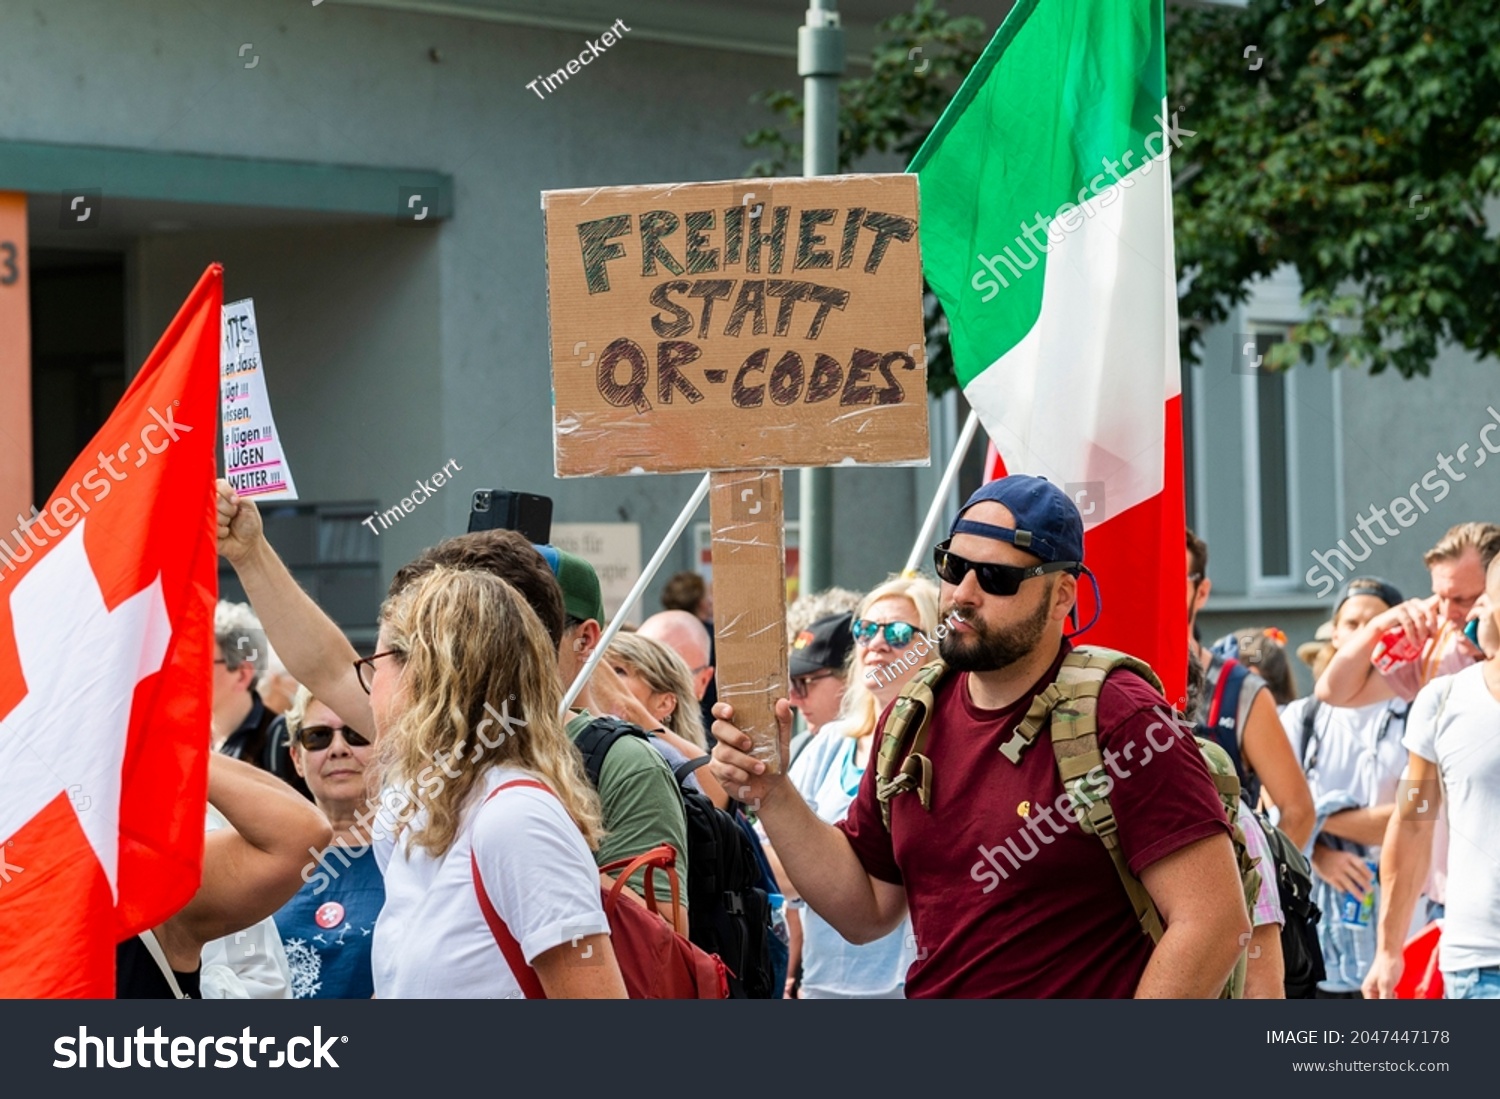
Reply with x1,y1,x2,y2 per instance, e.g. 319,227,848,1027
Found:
470,779,554,1000
874,659,949,829
574,716,651,789
1376,697,1410,746
262,714,289,774
674,755,711,784
137,930,191,1000
1040,647,1167,943
1207,657,1250,732
1300,698,1323,770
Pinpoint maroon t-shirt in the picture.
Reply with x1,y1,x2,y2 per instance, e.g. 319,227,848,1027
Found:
838,643,1231,998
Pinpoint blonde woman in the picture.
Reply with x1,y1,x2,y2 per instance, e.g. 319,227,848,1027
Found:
781,575,937,997
605,631,707,750
367,567,626,999
600,631,730,807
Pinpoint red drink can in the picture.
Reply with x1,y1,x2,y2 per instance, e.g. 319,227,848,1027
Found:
1371,626,1422,673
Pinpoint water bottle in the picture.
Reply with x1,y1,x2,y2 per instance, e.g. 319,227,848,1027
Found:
1339,860,1379,927
767,892,790,945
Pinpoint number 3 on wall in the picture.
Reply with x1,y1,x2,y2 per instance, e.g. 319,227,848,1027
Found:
0,240,18,286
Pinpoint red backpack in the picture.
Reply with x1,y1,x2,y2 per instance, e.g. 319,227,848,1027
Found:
469,779,729,999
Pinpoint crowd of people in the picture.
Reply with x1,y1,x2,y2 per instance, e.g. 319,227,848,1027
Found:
119,473,1499,999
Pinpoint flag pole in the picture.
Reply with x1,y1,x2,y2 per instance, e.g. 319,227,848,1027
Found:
902,408,980,576
559,472,712,716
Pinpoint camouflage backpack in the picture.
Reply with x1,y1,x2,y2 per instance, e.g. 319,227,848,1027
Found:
874,646,1260,998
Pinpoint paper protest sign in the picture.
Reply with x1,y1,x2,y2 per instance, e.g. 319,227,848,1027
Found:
221,298,298,501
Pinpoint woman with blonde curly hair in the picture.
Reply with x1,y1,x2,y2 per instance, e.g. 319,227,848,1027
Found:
367,566,626,999
778,575,938,998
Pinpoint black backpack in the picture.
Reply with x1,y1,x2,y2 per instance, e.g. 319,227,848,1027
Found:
574,717,775,999
1249,809,1325,998
1201,656,1262,806
1191,709,1324,999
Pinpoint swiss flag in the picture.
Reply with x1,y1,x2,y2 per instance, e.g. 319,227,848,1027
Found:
0,264,221,997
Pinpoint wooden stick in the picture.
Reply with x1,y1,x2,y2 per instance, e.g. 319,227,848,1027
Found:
708,469,787,775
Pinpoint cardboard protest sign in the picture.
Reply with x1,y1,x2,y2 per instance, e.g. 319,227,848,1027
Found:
543,174,929,767
221,299,298,500
544,174,929,476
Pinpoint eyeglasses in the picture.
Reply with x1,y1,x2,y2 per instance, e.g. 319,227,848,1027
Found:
296,725,371,751
354,650,402,694
852,619,918,648
789,670,837,696
933,541,1079,596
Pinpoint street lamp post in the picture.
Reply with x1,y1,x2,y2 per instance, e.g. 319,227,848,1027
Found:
797,0,844,598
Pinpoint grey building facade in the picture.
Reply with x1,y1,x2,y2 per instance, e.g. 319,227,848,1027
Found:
4,0,1491,671
3,0,990,642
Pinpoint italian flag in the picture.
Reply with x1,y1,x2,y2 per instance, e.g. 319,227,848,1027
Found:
914,0,1187,706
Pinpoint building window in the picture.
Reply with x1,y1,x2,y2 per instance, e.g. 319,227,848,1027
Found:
1245,329,1296,585
217,502,381,643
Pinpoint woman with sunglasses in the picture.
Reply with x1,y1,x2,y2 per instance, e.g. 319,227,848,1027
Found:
272,688,385,998
367,566,627,999
776,576,937,997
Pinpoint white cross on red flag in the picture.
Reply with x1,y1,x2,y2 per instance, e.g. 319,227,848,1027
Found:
0,264,222,997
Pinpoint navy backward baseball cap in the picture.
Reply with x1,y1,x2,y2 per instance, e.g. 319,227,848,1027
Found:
949,474,1085,570
1334,577,1404,618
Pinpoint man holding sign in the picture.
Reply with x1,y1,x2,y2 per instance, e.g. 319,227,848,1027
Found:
709,478,1250,999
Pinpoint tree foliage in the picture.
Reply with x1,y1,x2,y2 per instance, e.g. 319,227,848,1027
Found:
747,0,1500,384
1169,0,1500,377
744,1,990,395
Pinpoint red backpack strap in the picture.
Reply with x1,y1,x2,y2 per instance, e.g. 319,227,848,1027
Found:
1206,656,1237,728
469,779,555,1000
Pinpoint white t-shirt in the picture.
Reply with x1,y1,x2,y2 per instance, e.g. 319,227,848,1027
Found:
1280,697,1409,819
1283,694,1448,902
371,766,608,999
1404,664,1500,972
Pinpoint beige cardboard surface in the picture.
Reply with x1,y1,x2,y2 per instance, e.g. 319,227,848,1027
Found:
708,469,787,774
545,174,929,477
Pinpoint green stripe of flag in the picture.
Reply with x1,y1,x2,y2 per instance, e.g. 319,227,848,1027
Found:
912,0,1169,388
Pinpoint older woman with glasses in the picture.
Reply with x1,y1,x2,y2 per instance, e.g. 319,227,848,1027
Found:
774,575,937,998
271,687,385,998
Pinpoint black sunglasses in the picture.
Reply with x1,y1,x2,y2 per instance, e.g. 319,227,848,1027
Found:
297,725,371,751
789,670,838,695
933,541,1079,596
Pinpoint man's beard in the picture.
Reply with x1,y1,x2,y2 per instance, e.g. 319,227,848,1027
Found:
939,586,1053,672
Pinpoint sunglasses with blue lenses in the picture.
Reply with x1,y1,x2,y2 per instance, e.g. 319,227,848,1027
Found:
851,619,918,648
932,540,1079,596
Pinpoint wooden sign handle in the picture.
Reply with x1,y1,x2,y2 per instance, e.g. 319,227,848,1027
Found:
708,469,787,777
